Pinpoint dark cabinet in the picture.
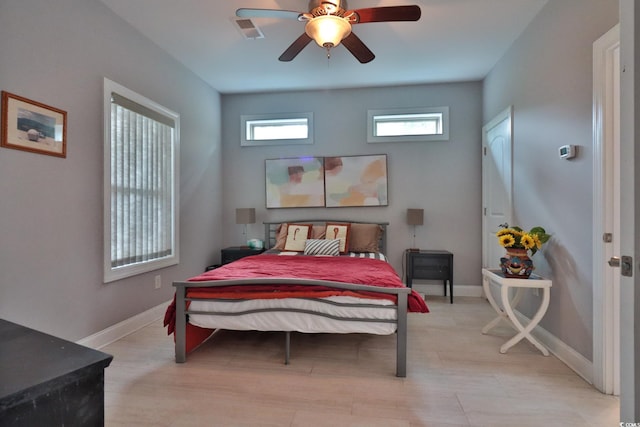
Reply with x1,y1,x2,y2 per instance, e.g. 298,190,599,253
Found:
0,319,113,426
406,250,454,303
221,246,265,265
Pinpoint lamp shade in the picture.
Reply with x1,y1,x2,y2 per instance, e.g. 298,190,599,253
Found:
406,208,424,226
235,208,256,225
305,15,351,48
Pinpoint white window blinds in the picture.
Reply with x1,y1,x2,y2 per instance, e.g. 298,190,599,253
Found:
104,79,179,282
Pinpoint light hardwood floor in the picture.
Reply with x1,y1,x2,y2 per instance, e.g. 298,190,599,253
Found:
103,296,619,427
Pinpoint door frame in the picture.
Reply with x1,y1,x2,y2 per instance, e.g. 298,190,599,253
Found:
592,24,620,395
618,0,639,420
482,106,513,269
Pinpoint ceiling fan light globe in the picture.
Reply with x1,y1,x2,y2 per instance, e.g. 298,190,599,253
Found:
305,15,351,48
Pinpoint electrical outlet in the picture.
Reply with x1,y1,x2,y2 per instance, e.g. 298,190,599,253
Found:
154,275,162,289
532,288,539,297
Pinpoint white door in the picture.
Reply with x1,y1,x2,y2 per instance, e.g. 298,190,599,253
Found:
592,24,620,396
482,107,513,269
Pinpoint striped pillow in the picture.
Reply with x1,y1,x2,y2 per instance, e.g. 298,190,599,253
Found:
304,239,340,256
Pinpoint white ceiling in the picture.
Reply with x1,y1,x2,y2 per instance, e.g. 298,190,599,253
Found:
99,0,548,94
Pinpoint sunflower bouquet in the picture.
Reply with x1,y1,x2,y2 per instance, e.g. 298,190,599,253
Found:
496,224,550,256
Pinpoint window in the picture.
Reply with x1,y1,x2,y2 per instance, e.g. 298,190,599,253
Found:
367,107,449,143
241,112,313,146
103,78,179,283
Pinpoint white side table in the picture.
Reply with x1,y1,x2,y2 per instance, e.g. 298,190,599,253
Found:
481,268,552,356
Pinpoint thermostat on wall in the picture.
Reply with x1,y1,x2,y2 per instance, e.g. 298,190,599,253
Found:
559,144,576,159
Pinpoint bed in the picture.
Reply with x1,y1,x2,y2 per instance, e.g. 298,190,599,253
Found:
164,220,428,377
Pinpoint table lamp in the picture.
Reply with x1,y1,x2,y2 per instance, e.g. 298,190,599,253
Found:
235,208,255,246
406,208,424,251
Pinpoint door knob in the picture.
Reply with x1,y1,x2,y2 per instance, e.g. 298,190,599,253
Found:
609,255,634,277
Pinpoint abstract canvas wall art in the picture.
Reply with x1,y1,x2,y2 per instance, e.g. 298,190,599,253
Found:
324,154,388,207
265,157,325,208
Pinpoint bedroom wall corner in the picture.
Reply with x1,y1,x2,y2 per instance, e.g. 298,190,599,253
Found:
482,0,619,360
0,0,223,341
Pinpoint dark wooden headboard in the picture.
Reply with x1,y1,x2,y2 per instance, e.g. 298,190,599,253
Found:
263,220,389,253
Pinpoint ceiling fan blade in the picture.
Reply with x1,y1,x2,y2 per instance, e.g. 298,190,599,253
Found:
236,8,304,21
341,33,375,64
350,5,421,24
279,33,313,62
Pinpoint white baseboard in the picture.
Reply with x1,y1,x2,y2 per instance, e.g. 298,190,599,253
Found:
478,281,593,383
416,281,593,383
76,300,171,350
76,292,594,385
411,283,484,298
513,311,593,384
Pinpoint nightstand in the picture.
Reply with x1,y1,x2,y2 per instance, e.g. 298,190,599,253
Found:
221,246,265,265
406,250,454,303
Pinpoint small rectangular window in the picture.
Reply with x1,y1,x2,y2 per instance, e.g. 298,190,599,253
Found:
367,107,449,143
241,112,313,146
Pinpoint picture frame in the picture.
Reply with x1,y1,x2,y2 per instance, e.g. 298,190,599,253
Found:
1,91,67,158
265,157,325,208
324,154,388,207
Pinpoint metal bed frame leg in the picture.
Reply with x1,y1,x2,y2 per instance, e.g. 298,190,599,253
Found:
175,285,186,363
284,331,291,365
396,292,408,377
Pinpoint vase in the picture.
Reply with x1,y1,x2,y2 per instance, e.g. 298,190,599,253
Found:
500,248,534,278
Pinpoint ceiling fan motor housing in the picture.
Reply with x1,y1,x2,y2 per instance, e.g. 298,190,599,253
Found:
309,0,347,16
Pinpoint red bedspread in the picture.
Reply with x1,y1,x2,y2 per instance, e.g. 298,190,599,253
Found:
164,254,428,352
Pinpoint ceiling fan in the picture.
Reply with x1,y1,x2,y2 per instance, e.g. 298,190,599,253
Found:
236,1,421,63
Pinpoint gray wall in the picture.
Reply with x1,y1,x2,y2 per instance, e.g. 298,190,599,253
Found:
483,0,619,359
0,0,619,368
0,0,222,341
221,82,483,286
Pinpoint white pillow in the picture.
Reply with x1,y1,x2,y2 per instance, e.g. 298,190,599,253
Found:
304,239,340,256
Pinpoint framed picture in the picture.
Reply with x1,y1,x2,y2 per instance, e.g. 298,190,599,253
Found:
265,157,325,208
325,154,388,207
1,91,67,158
